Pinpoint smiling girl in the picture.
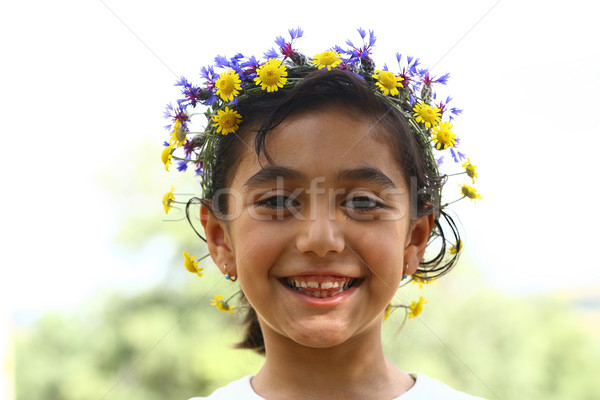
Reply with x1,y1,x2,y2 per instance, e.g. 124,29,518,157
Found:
163,29,484,400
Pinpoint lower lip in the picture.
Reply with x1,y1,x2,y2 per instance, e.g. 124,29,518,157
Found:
280,280,362,306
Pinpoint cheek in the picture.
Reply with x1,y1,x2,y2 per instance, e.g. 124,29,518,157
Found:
349,224,407,282
230,217,292,274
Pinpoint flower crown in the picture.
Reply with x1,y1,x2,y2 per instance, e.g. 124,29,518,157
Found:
161,28,480,317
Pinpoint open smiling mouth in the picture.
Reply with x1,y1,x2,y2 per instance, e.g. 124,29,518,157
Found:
282,277,360,298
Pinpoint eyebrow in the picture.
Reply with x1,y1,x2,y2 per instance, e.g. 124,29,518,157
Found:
336,167,397,189
243,165,307,189
242,165,397,189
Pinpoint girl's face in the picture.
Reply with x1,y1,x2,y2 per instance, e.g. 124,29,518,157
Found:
203,106,432,350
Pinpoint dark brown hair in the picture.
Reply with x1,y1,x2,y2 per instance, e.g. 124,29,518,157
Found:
200,69,460,354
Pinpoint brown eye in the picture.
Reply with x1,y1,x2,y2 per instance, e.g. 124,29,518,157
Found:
257,195,299,209
342,196,383,212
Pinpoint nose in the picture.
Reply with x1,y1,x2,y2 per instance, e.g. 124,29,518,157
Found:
295,208,345,257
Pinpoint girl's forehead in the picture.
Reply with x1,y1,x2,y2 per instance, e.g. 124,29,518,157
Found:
233,108,407,187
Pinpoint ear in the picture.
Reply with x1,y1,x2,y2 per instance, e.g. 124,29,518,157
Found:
404,213,435,276
200,202,236,276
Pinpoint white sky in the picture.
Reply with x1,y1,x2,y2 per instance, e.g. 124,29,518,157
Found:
1,0,599,317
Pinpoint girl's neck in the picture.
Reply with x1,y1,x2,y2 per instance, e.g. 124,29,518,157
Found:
252,329,415,400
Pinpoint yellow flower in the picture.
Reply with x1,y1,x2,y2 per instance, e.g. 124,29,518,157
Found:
312,50,342,71
413,102,442,129
383,303,393,320
449,240,463,254
408,296,427,319
431,122,456,150
162,186,176,214
183,251,204,277
212,107,243,135
372,70,404,96
462,158,478,183
169,120,187,147
210,294,235,313
254,59,288,92
411,274,437,289
461,184,482,201
161,144,174,171
215,69,242,102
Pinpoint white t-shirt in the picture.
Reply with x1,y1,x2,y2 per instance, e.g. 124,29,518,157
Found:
189,373,488,399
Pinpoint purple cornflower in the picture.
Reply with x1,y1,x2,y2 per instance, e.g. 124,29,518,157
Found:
343,28,376,66
436,96,463,121
163,103,189,130
175,76,205,109
240,56,259,81
275,26,303,60
422,72,450,86
182,140,195,159
397,54,423,92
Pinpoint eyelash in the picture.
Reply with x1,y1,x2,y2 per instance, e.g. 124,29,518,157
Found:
256,194,299,209
342,196,386,212
255,194,386,214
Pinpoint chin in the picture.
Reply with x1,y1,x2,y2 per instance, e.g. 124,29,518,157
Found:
284,319,357,349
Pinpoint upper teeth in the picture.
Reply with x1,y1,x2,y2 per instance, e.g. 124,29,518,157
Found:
286,278,353,290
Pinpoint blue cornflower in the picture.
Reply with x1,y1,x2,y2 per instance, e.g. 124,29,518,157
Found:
437,73,450,85
200,65,218,81
228,53,244,73
214,55,230,68
175,76,190,87
240,56,259,81
203,92,218,106
405,57,421,74
343,28,377,67
183,140,195,158
275,27,303,59
214,54,244,74
163,103,190,131
366,29,376,48
264,48,279,59
422,72,450,86
408,92,416,104
177,161,188,172
241,55,259,80
175,78,204,109
450,147,466,163
163,103,175,120
289,26,303,39
275,36,286,48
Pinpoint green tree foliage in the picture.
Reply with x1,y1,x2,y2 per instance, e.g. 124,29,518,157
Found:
382,282,600,400
15,277,600,400
15,279,263,400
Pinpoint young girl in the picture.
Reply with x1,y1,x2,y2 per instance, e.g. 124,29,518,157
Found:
163,28,484,399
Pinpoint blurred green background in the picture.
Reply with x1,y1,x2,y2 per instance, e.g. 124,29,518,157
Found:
4,1,600,399
13,262,600,400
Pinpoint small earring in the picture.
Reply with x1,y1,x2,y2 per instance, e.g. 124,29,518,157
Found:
224,264,237,282
403,274,408,280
